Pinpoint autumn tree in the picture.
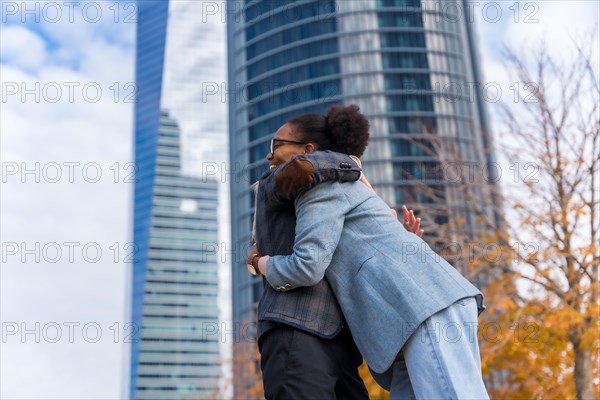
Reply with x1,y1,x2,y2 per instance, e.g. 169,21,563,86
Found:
490,37,599,399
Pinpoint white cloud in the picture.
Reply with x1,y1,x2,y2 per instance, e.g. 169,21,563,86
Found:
32,2,135,50
1,21,133,399
473,0,599,127
0,25,48,71
475,1,599,74
502,0,599,58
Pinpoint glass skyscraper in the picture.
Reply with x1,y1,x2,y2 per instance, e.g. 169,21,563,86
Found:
227,0,500,392
131,1,225,398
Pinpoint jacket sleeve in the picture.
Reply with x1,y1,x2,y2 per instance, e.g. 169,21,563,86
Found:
265,181,351,290
262,150,361,208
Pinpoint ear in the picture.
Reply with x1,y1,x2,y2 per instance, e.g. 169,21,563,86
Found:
304,143,316,154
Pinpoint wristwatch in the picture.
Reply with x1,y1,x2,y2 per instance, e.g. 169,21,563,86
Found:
246,254,261,276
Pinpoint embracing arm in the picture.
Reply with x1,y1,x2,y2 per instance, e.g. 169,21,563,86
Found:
262,151,361,208
261,150,424,235
260,182,351,290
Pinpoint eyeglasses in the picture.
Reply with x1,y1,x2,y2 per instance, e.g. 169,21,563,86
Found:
270,138,307,155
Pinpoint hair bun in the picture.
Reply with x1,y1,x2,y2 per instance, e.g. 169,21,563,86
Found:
325,104,370,157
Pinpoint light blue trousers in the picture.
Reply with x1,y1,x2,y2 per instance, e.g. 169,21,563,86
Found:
372,297,489,400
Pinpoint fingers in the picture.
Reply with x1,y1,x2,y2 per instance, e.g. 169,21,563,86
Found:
402,205,413,224
402,205,415,224
401,205,424,236
402,205,409,219
411,216,422,234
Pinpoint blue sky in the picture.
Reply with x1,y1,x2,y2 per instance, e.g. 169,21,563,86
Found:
1,1,598,398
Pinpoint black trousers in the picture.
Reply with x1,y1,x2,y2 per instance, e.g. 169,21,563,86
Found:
258,325,369,400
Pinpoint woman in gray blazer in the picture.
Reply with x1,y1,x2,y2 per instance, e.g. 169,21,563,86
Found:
253,105,489,399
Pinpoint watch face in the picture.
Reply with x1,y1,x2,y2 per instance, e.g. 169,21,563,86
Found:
246,263,259,275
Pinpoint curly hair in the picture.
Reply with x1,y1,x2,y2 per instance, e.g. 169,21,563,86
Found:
326,104,370,157
287,104,370,157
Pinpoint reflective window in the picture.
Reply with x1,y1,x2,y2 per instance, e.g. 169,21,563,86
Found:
247,59,340,100
245,0,336,41
246,20,337,61
250,141,270,164
387,94,434,112
377,0,421,7
391,138,434,157
380,32,426,48
394,183,446,205
393,161,442,180
384,73,432,91
247,38,339,78
245,0,297,21
382,52,428,69
248,79,341,119
377,11,424,27
389,116,437,134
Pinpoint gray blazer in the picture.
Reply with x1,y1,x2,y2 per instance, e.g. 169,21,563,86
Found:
265,180,485,373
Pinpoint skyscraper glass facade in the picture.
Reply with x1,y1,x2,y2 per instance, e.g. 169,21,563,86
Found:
227,0,499,378
132,2,222,398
